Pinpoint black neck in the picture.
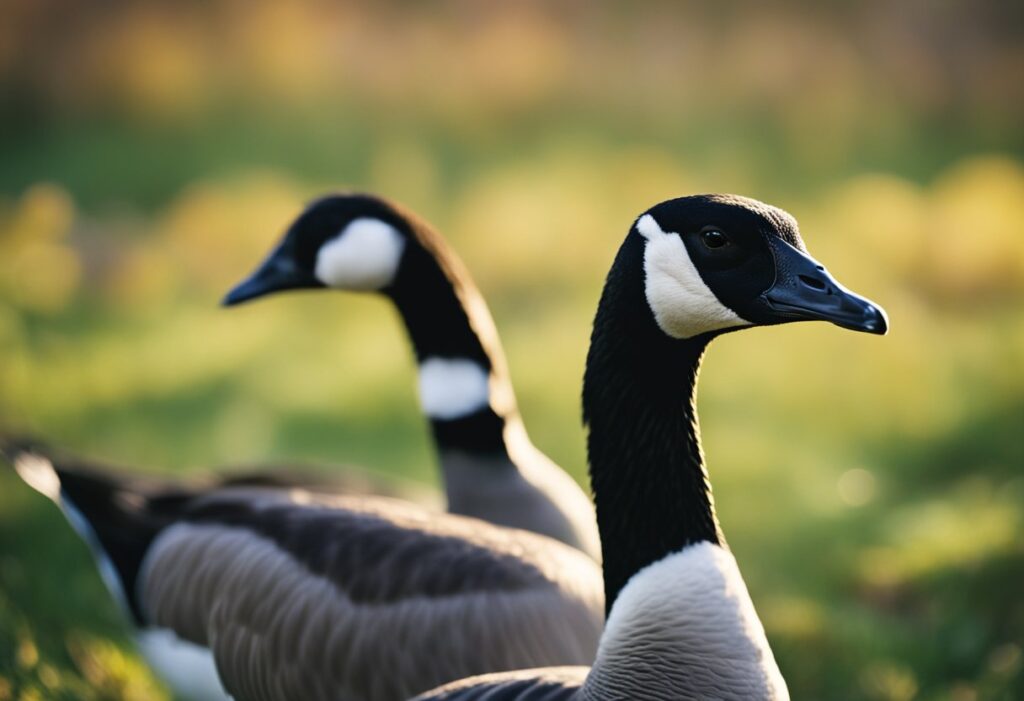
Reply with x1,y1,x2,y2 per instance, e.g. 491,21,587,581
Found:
388,239,511,458
584,232,722,614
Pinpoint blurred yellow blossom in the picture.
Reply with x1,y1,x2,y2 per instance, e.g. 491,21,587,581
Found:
927,156,1024,304
159,173,306,293
0,185,80,313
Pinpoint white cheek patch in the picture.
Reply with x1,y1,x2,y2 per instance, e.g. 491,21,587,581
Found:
417,357,490,420
314,218,406,290
636,214,750,339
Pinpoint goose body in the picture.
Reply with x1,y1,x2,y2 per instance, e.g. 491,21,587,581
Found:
416,194,887,701
416,545,781,701
6,446,603,701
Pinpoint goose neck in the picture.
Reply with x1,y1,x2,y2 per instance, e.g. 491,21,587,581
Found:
584,239,722,614
388,243,517,461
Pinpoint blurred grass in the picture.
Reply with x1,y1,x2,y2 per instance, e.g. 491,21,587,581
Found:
2,2,1023,700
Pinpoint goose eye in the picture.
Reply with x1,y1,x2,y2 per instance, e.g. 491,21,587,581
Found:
700,229,729,249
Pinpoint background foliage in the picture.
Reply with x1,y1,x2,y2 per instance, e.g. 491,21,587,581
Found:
1,2,1022,699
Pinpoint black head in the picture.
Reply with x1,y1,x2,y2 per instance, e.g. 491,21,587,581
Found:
223,194,417,306
633,194,888,338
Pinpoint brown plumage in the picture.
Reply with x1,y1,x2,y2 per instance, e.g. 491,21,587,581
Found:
143,489,604,701
4,443,603,701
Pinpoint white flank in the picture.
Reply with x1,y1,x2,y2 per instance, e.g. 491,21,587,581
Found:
315,217,406,290
636,213,750,339
417,357,490,420
136,628,233,701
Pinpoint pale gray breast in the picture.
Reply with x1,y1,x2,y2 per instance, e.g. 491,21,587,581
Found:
440,451,599,562
138,489,604,701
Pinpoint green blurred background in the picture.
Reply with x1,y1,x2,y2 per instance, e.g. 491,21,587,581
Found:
1,2,1022,699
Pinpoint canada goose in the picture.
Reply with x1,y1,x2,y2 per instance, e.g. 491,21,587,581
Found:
413,194,888,701
4,442,604,701
224,193,600,561
3,194,606,701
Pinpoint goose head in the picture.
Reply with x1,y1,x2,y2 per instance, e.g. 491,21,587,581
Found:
223,194,417,304
630,194,887,340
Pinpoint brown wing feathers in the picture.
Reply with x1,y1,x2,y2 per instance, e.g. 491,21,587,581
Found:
139,491,603,701
177,490,552,604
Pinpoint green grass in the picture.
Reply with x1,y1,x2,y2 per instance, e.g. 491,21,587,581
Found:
1,104,1023,701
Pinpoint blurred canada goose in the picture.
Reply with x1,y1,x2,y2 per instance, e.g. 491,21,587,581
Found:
224,193,600,561
4,440,604,701
2,194,605,701
413,195,888,701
